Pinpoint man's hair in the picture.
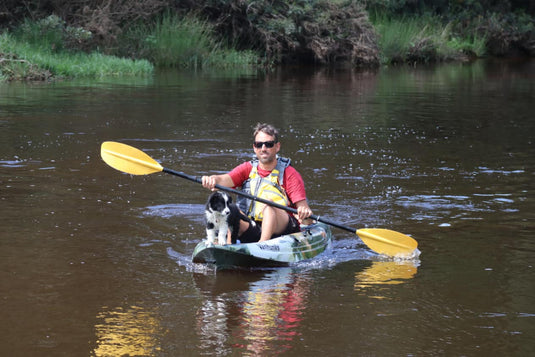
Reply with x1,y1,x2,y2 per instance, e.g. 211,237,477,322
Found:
253,123,279,142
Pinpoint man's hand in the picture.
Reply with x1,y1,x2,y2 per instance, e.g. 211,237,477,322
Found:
295,200,313,224
201,174,234,191
201,175,217,191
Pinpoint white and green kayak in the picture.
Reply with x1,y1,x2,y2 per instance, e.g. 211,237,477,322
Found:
192,222,332,270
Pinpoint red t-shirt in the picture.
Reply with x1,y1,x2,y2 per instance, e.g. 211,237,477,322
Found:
228,161,307,206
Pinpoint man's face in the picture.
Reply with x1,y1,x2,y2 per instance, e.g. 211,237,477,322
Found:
253,131,280,166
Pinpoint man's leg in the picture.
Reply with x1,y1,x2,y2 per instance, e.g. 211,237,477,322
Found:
236,212,261,243
259,205,289,242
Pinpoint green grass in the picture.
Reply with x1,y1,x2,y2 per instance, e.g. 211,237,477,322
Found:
41,52,153,77
371,14,486,64
122,12,259,69
1,12,258,82
447,33,487,57
1,31,153,81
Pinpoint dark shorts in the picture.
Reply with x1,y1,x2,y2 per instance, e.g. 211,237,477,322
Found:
238,215,300,244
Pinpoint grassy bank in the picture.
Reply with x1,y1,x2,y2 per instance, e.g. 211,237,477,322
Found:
2,3,532,81
0,15,154,82
1,13,259,82
372,14,487,64
119,13,259,69
1,32,153,81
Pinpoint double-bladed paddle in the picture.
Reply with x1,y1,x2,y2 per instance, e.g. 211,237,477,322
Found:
100,141,418,257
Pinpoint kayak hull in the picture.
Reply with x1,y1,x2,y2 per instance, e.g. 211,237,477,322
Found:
192,222,332,270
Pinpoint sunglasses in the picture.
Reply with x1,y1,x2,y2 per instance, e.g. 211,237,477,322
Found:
253,140,277,149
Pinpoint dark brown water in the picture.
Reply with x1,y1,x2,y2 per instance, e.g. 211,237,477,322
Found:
1,59,534,356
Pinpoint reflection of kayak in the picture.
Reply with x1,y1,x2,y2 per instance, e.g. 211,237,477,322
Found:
192,222,332,270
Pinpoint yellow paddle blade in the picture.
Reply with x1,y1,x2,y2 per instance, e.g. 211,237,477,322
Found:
100,141,163,175
356,228,418,257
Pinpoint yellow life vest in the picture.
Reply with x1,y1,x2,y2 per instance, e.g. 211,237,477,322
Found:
237,157,291,221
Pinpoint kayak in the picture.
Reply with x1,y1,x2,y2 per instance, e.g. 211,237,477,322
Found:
192,222,332,270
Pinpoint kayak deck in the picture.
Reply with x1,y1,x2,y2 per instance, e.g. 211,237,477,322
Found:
192,222,332,270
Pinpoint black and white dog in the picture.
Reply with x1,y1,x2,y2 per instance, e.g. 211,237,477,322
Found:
205,191,255,245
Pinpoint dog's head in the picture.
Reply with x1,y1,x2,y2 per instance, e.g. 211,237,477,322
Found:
207,191,232,216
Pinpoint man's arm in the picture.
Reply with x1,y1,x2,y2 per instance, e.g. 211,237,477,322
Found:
202,162,251,191
284,167,312,223
201,174,234,190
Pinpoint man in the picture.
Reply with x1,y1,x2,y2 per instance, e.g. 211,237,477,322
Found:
201,123,313,243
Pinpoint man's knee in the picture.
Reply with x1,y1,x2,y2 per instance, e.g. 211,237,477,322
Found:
267,207,289,232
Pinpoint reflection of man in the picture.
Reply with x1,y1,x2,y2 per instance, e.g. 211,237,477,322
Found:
202,123,312,243
194,269,308,355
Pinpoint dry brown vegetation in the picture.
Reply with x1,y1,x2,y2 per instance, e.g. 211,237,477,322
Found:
192,1,379,66
0,52,52,80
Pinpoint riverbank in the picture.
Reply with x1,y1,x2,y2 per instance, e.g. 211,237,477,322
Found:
1,1,533,82
0,13,258,82
0,32,153,81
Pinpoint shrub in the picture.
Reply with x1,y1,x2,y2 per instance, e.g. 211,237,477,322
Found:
14,15,92,52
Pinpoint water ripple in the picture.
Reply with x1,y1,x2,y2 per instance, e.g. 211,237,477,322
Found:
0,159,26,168
140,203,204,221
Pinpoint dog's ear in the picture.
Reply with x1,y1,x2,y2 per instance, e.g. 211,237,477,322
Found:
227,195,233,204
208,193,217,207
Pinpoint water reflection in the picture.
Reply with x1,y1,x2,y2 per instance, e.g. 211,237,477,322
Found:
193,268,309,355
354,261,419,300
94,306,161,356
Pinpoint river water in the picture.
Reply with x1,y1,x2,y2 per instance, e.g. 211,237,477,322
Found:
1,59,534,356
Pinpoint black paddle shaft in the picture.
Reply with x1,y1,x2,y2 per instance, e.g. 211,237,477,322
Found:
163,167,355,234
